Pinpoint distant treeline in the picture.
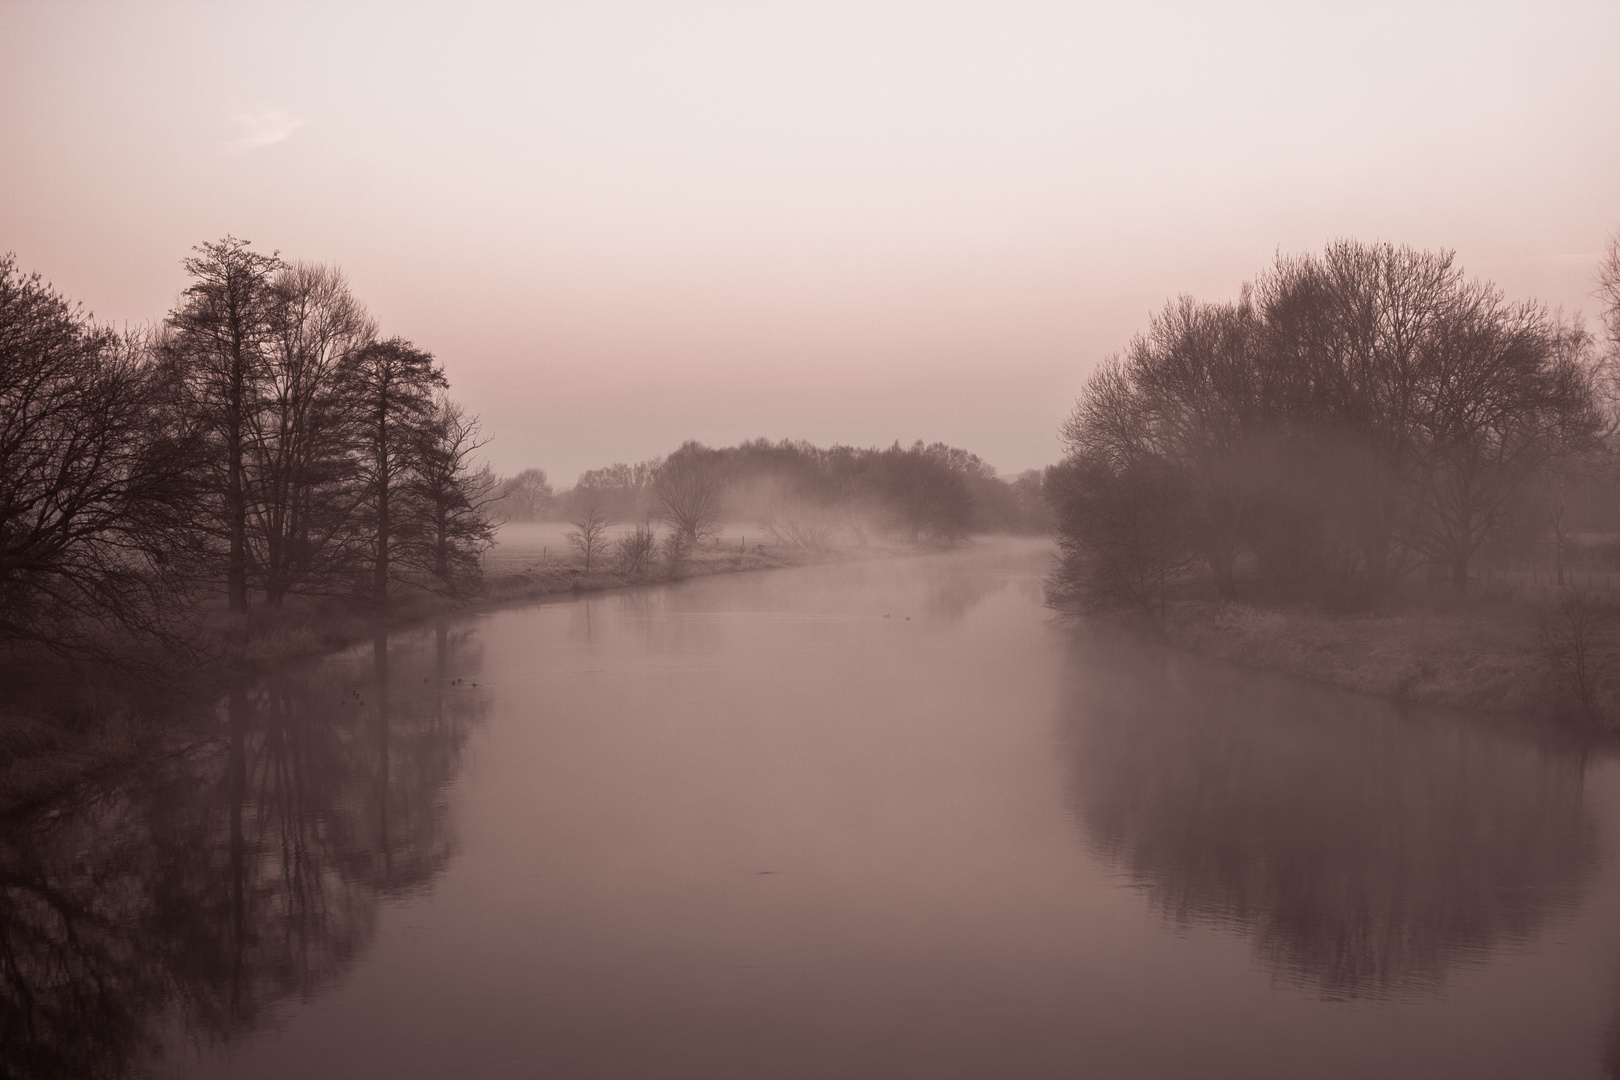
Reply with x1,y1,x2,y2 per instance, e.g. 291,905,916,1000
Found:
0,240,495,661
1048,237,1620,620
497,438,1050,543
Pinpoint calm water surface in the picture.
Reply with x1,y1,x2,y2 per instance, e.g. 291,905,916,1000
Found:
11,540,1620,1078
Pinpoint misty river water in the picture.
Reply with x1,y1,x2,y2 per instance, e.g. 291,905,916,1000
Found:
11,538,1620,1079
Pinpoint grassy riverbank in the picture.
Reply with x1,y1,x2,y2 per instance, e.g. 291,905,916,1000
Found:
1145,589,1618,727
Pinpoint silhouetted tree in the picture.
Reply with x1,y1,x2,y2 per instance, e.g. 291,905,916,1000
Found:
343,338,445,606
1254,242,1461,590
567,504,611,573
1600,230,1620,364
1047,358,1199,625
1409,286,1600,590
250,262,374,605
0,256,198,657
408,395,496,588
166,237,284,612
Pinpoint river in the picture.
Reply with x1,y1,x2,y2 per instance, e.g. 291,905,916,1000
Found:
7,538,1620,1078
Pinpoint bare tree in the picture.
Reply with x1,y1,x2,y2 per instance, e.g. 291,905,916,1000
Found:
1048,359,1199,627
342,338,445,606
653,441,728,543
1599,230,1620,363
1532,319,1610,585
1409,288,1600,591
616,519,656,576
1539,590,1612,724
167,237,283,612
1110,294,1259,596
0,256,198,655
567,504,611,573
1256,242,1461,591
409,395,497,588
249,262,374,605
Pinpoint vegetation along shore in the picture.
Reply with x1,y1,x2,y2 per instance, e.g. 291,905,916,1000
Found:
1043,236,1620,727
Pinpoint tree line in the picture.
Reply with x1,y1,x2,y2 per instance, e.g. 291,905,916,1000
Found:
498,437,1050,545
1047,238,1620,620
0,239,495,661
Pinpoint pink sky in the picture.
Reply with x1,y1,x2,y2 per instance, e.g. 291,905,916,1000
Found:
3,2,1617,482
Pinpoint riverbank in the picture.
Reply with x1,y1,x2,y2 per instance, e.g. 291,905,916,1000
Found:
1149,592,1617,727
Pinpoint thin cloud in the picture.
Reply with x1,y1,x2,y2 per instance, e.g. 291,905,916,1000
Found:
225,107,304,150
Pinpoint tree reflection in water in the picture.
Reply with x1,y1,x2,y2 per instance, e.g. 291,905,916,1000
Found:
1062,632,1601,1001
0,623,486,1080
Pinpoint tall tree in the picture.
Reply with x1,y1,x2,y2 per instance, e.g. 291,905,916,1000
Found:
250,263,374,605
408,395,496,587
344,338,444,606
1410,288,1600,590
167,238,283,612
1255,242,1459,589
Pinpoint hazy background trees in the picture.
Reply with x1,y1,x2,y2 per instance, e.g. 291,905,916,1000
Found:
653,441,730,543
496,468,553,522
514,436,1048,552
1048,239,1613,617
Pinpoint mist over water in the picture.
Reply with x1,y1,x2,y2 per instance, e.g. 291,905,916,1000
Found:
12,541,1620,1078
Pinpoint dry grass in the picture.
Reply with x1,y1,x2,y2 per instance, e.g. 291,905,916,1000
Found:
480,529,897,608
1161,594,1585,721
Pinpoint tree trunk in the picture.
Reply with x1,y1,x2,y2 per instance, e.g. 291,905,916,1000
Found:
375,477,389,606
374,634,392,876
227,680,249,1012
226,401,249,613
1361,510,1392,593
374,405,390,607
1207,546,1237,601
435,512,449,579
1451,554,1470,594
